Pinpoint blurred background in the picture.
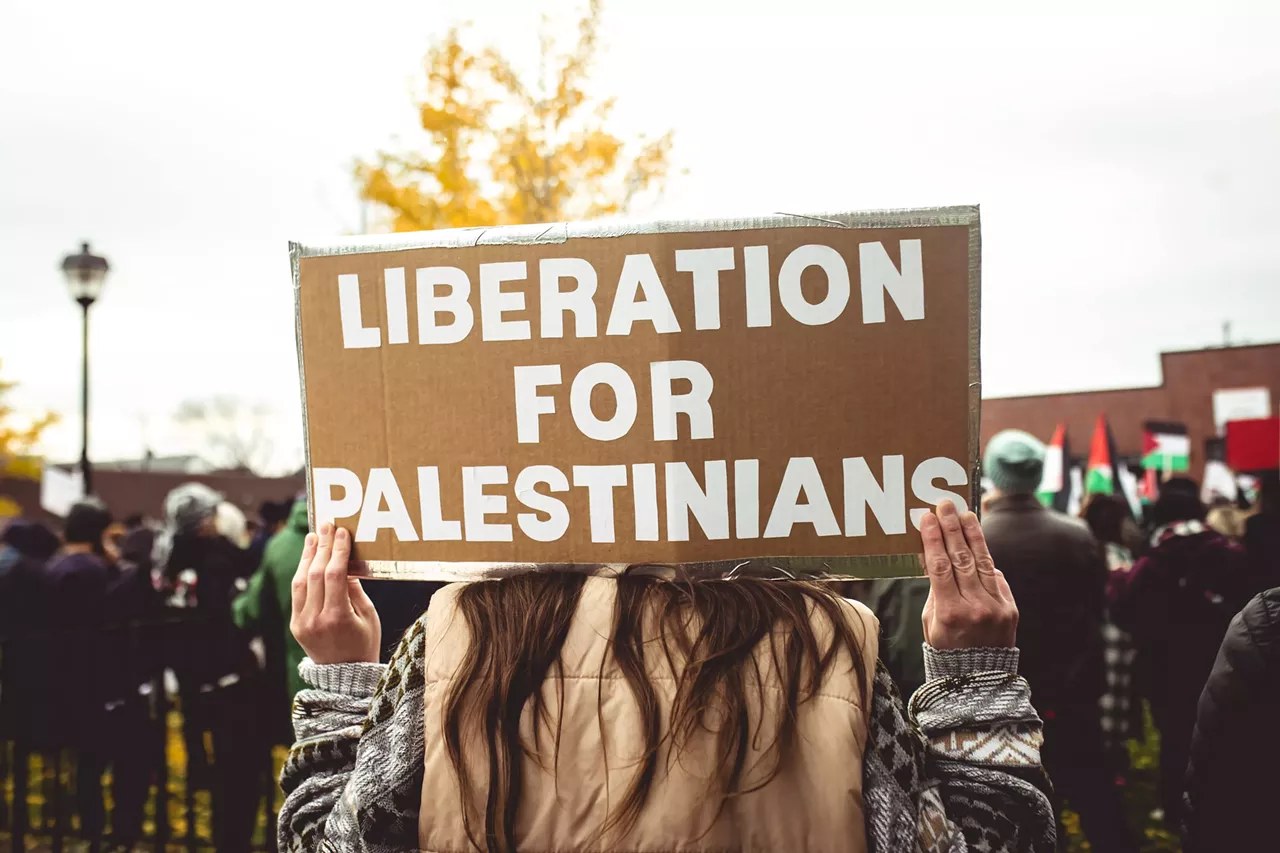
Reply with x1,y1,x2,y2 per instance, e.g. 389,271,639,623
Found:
2,2,1278,851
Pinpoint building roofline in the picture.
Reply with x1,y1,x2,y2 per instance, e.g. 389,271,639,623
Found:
1159,340,1280,357
986,341,1280,403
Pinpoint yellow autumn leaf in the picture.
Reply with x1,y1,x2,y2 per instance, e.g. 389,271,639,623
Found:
354,0,675,232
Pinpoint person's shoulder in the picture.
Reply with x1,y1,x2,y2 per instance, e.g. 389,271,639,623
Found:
1237,588,1280,651
1036,507,1097,543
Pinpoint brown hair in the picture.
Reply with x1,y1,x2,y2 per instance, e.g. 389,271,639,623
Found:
441,569,869,853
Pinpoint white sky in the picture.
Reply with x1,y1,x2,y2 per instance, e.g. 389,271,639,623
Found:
2,0,1278,472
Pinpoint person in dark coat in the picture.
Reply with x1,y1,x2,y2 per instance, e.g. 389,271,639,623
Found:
154,483,265,853
0,519,59,750
1181,586,1280,851
982,430,1137,853
1243,470,1280,586
0,518,58,636
1111,478,1261,831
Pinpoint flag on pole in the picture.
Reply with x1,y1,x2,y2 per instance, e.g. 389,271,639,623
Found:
1036,424,1070,511
1085,415,1117,495
1142,421,1190,473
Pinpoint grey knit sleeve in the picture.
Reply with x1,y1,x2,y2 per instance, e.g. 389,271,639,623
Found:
278,617,430,853
862,647,1055,853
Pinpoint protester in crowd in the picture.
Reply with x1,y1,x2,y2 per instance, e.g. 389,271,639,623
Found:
1243,470,1279,585
981,430,1136,853
0,519,60,755
41,498,155,848
276,503,1055,853
233,498,309,700
1181,585,1279,851
849,577,929,698
155,483,265,853
46,498,116,627
1082,493,1143,770
1111,477,1260,831
247,498,290,569
232,497,311,747
0,518,58,636
1205,495,1247,541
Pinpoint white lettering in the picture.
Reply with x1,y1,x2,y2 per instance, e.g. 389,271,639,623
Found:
734,459,760,539
480,261,530,341
573,465,628,543
860,239,925,323
355,468,418,543
513,364,561,444
764,457,841,538
665,461,730,541
313,467,363,527
843,455,907,537
462,466,512,542
778,244,850,326
570,362,638,441
384,268,409,345
675,247,735,331
650,360,714,441
909,457,969,528
632,463,659,542
338,274,380,349
417,466,462,541
514,465,570,542
539,257,597,338
416,267,474,344
606,254,680,336
743,245,773,328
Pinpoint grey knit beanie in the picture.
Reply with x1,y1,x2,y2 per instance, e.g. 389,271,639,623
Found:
983,430,1047,495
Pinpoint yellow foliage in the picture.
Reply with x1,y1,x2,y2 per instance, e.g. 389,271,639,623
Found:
355,0,675,232
0,360,57,483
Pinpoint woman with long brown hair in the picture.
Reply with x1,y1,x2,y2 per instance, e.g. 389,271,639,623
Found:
278,501,1054,853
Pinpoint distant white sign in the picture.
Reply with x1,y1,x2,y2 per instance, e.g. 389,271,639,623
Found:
40,465,84,518
1213,387,1271,434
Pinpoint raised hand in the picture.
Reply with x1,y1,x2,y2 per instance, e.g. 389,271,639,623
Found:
290,522,381,665
920,500,1018,650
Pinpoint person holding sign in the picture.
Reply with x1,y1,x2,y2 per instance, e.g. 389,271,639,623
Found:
275,501,1054,853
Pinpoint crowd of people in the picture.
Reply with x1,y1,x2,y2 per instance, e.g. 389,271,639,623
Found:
975,432,1278,851
2,441,1278,853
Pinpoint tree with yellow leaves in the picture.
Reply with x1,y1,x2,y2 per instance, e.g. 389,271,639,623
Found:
356,0,675,231
0,363,58,517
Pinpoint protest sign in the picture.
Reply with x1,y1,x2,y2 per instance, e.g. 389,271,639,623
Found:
291,207,980,579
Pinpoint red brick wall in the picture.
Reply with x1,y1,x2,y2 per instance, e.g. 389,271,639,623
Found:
981,343,1280,482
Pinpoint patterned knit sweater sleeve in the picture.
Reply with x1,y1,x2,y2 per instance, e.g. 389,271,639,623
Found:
278,617,428,853
280,625,1052,853
862,645,1055,853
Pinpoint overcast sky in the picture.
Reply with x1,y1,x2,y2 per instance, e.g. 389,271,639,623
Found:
2,0,1278,472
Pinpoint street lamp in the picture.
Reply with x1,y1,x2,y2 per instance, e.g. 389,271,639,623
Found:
60,242,109,495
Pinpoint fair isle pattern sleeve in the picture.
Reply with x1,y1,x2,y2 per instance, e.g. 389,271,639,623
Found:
277,617,430,853
862,649,1056,853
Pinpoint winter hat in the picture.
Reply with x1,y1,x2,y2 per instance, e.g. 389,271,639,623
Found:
983,430,1047,495
152,482,224,573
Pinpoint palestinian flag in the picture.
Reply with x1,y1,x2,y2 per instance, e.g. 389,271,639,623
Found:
1085,415,1119,495
1036,424,1070,511
1142,421,1190,473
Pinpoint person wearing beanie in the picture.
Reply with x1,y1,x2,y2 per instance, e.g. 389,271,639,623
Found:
982,430,1136,852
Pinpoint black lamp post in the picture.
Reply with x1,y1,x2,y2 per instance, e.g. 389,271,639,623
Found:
60,242,109,495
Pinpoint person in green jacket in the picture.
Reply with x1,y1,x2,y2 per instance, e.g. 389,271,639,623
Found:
233,499,309,704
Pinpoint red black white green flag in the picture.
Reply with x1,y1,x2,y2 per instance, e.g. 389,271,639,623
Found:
1142,421,1190,474
1036,424,1070,511
1085,415,1120,495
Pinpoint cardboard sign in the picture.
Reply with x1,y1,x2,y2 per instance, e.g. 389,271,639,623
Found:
292,207,981,579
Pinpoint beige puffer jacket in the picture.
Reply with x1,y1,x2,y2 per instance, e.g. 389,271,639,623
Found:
418,576,880,853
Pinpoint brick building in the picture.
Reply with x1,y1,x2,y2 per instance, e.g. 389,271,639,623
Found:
0,468,304,530
982,342,1280,482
